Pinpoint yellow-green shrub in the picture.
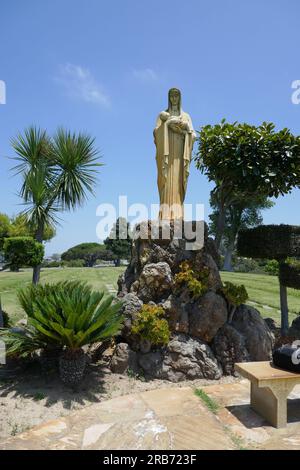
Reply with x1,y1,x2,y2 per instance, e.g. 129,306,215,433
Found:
221,281,248,307
132,304,170,346
174,261,209,299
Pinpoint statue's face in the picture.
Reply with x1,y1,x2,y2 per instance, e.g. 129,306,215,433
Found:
170,90,180,107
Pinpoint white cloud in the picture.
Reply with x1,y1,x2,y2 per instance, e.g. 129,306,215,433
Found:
55,63,110,107
132,68,159,82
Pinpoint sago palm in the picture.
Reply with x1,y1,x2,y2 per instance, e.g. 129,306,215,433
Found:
1,281,124,385
11,127,101,284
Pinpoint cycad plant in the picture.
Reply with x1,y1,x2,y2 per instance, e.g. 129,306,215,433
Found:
11,127,101,284
1,281,123,385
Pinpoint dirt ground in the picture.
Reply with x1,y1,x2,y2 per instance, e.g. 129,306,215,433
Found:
0,357,238,441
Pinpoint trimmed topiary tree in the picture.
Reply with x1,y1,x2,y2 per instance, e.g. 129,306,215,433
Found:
279,260,300,291
3,237,44,272
237,225,300,335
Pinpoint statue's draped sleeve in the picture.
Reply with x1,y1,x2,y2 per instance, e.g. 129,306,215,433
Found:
182,112,197,194
154,114,169,201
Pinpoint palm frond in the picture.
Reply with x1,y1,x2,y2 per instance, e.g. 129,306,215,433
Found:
51,128,102,209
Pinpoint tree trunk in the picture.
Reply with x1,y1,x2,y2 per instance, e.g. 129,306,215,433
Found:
223,242,234,271
32,265,41,285
0,298,4,328
215,203,226,251
279,282,289,336
32,221,44,285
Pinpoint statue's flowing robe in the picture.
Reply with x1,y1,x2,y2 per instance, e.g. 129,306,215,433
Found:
154,111,196,220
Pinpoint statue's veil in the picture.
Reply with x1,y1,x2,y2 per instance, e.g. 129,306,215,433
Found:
167,88,182,114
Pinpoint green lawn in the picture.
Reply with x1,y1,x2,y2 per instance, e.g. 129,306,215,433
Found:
221,271,300,324
0,267,125,323
1,267,300,326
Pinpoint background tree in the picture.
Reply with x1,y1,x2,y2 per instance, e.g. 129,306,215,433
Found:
3,237,44,272
9,214,55,241
209,194,274,271
61,242,115,267
104,217,132,266
0,213,10,251
11,127,101,284
195,120,300,250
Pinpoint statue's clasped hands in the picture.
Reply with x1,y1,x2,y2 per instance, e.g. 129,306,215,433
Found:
160,112,188,134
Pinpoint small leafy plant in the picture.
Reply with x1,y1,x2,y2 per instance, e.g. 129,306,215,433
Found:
174,261,209,299
132,304,170,347
221,281,248,323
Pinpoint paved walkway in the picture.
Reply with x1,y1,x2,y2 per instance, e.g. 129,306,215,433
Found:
2,382,300,450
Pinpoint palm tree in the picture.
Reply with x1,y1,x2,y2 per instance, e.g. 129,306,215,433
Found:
11,126,101,284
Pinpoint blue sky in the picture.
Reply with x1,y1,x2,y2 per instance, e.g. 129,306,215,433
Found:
0,0,300,255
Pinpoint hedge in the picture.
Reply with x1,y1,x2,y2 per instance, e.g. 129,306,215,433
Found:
3,237,44,271
279,261,300,290
237,224,300,260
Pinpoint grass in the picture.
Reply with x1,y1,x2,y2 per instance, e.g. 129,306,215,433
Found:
0,266,125,323
1,267,300,327
194,388,250,450
221,271,300,325
194,388,220,414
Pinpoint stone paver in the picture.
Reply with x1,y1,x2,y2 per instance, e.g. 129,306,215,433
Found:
2,382,300,450
0,387,234,450
203,380,300,449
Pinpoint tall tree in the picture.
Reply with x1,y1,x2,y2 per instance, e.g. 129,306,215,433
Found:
11,127,101,284
61,242,114,267
209,194,274,271
195,120,300,250
104,217,132,266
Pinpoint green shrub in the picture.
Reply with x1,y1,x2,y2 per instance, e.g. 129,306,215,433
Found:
42,260,62,268
221,282,248,307
233,257,261,273
3,237,44,271
1,281,124,357
62,259,85,268
132,304,170,346
237,225,300,260
174,261,209,299
279,259,300,290
265,259,279,276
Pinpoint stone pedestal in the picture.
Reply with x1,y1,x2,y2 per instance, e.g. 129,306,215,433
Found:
113,220,274,382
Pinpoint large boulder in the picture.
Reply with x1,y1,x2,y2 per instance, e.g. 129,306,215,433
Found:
120,293,143,335
213,324,249,375
193,252,223,292
137,334,222,382
161,334,222,381
231,304,274,360
110,343,138,374
189,291,228,342
159,295,189,334
131,262,173,302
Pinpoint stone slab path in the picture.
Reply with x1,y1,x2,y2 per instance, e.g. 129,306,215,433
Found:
203,380,300,449
2,382,300,450
0,387,234,450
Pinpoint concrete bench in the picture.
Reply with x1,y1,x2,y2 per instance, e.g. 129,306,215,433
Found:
235,361,300,428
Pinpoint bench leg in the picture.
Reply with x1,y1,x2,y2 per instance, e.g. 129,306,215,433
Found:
250,382,293,428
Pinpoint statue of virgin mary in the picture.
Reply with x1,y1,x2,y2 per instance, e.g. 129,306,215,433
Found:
154,88,196,221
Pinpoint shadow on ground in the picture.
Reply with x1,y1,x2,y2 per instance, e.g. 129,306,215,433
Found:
0,360,109,410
